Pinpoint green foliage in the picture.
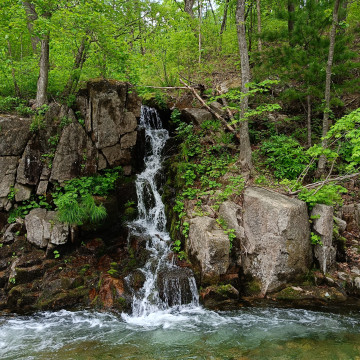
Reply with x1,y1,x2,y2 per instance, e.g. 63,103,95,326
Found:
0,96,21,112
311,232,323,246
260,135,312,180
298,184,347,209
53,250,60,259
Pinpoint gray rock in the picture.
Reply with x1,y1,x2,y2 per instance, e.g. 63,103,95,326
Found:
334,216,347,232
119,112,137,135
187,216,230,280
121,131,137,149
0,156,18,210
36,181,48,195
102,145,131,167
3,222,22,243
126,89,142,118
14,183,32,202
311,204,336,274
50,122,98,183
84,81,139,150
355,277,360,290
218,200,244,240
181,108,214,126
25,208,69,248
210,102,226,117
0,115,31,156
16,142,43,186
242,187,312,295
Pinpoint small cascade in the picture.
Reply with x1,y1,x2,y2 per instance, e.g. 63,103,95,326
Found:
124,106,199,318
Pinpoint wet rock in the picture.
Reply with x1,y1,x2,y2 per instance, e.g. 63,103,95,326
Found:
242,187,312,295
187,216,230,282
16,141,44,186
157,267,196,306
272,285,347,303
25,208,69,248
0,115,31,156
15,264,46,285
311,204,336,274
200,284,239,310
181,108,213,126
3,222,23,243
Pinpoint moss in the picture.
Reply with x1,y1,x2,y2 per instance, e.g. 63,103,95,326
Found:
245,279,262,296
215,284,234,296
275,287,302,300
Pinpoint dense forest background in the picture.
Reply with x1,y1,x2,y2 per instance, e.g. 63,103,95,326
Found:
1,0,360,184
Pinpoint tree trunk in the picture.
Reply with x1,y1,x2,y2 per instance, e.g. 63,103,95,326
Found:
7,40,21,97
307,94,311,148
236,0,253,174
22,1,39,53
62,37,89,98
317,0,341,175
220,0,229,34
184,0,196,17
288,0,295,46
34,33,50,107
256,0,262,52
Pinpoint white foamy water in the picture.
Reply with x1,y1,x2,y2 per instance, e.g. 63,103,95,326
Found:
125,106,199,321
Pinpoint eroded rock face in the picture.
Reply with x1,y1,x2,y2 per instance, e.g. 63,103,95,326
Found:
311,204,336,274
78,80,141,168
0,156,18,211
50,122,99,183
242,187,312,295
187,216,230,281
0,115,31,156
25,208,69,249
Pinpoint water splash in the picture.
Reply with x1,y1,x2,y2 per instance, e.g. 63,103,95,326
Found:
124,106,199,320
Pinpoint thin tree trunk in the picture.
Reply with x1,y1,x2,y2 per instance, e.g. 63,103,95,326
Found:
288,0,295,46
22,1,39,53
62,37,89,98
220,0,229,34
7,40,21,97
236,0,252,174
198,0,202,64
256,0,262,51
184,0,196,17
307,94,311,147
34,33,50,107
317,0,341,175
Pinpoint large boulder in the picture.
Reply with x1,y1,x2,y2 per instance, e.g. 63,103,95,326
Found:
25,208,69,248
311,204,336,274
187,216,230,282
0,115,31,156
242,187,312,295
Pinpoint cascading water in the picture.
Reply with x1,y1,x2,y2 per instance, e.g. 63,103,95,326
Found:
124,106,199,319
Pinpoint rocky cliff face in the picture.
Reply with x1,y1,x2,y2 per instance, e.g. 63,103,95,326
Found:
0,80,145,313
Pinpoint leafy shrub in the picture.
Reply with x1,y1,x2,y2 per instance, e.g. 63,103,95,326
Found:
298,184,347,209
260,134,312,179
0,96,21,112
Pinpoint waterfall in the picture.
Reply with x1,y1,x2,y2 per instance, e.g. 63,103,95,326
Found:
125,106,199,318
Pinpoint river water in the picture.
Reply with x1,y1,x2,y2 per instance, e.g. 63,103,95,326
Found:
1,107,360,359
1,306,360,359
